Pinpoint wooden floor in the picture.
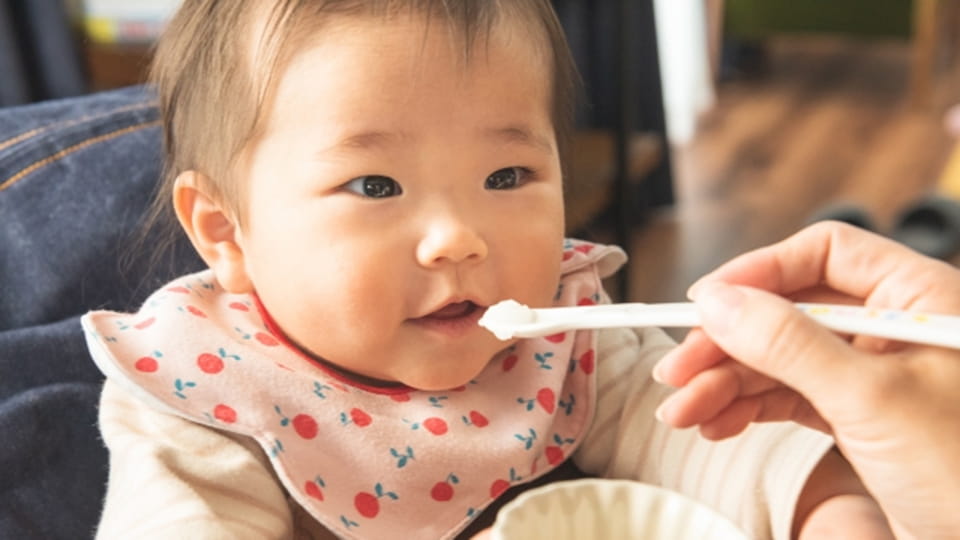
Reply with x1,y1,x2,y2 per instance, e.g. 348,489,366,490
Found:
623,35,959,304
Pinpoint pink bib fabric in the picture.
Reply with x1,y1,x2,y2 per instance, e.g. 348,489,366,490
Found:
83,240,625,539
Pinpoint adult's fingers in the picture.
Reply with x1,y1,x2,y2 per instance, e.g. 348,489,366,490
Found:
697,387,831,439
654,328,727,387
689,221,960,314
656,357,782,426
690,280,872,412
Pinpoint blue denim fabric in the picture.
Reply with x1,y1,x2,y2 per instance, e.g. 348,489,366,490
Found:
0,318,104,539
0,85,203,330
0,86,203,539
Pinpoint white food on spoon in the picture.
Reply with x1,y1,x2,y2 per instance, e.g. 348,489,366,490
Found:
479,299,536,340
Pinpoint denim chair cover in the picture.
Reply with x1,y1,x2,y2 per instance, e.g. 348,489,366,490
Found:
0,86,203,539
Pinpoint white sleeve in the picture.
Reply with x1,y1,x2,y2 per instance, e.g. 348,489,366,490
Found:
95,379,297,539
573,327,834,540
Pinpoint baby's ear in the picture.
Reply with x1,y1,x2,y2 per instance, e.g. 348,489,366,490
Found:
173,171,254,293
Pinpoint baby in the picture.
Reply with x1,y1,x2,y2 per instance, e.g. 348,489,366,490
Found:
82,1,893,538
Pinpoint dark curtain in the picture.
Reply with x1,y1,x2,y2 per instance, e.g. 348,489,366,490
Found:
553,0,674,208
0,0,87,106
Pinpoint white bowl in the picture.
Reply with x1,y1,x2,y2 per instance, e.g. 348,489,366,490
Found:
490,479,748,540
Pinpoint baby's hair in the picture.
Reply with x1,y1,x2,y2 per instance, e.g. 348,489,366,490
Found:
142,0,578,258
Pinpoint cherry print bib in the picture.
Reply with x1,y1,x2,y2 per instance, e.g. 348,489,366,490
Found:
83,240,626,540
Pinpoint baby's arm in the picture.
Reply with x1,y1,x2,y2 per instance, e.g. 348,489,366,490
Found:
653,336,896,537
793,448,893,538
575,327,834,539
652,334,894,537
96,380,294,539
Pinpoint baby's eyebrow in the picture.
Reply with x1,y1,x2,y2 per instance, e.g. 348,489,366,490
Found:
313,130,408,158
335,130,404,150
317,125,553,155
482,125,554,153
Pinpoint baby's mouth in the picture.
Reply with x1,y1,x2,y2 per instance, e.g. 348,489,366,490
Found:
424,301,479,320
411,301,485,336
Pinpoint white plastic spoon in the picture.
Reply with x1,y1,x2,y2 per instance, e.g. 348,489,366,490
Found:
479,299,960,350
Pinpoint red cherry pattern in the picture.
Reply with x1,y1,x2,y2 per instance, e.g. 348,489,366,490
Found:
430,474,459,502
133,317,156,329
350,408,372,427
536,388,556,414
186,305,207,318
355,492,379,518
545,446,564,466
134,356,158,373
501,354,519,371
423,417,448,436
213,404,237,423
292,413,319,439
468,410,489,427
305,480,324,501
561,243,595,262
431,481,454,502
579,349,595,374
490,468,521,499
197,352,224,374
489,479,510,499
545,332,566,343
354,483,397,518
254,332,279,346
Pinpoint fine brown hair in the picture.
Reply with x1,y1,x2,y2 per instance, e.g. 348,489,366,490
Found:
144,0,579,253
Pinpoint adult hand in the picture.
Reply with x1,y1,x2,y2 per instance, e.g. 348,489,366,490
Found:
653,221,960,539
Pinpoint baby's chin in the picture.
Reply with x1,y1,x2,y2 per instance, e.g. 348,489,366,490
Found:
397,349,507,392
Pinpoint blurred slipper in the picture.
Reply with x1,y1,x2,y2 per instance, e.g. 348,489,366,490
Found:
890,194,960,260
805,202,877,231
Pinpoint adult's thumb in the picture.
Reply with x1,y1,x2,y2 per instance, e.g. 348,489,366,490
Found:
691,281,866,403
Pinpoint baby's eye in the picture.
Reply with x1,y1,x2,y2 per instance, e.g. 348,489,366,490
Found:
485,167,531,190
343,175,402,198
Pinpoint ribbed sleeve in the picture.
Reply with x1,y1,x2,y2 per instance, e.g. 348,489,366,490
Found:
574,327,834,539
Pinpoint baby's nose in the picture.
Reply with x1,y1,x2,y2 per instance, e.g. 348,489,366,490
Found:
415,216,489,267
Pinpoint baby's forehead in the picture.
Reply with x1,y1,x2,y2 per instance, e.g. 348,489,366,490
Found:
241,3,554,90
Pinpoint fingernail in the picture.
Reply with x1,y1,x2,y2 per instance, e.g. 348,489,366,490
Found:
654,399,671,423
687,276,716,300
687,279,705,300
651,361,665,383
699,281,745,312
696,282,746,334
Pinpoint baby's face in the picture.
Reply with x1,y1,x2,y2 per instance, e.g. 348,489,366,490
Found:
233,14,565,390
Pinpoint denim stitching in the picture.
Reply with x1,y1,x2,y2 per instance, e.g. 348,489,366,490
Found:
0,102,156,153
0,127,46,153
0,120,161,192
